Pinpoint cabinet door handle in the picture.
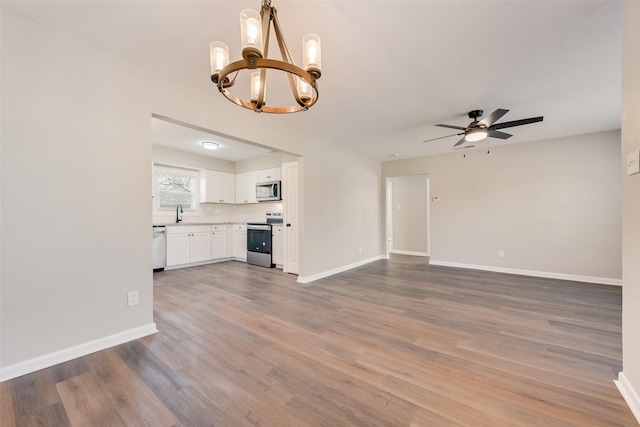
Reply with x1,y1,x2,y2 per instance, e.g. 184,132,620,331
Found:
286,223,291,227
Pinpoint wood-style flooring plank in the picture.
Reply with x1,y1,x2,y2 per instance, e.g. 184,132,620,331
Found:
84,349,178,426
13,402,71,427
0,381,16,427
55,373,128,427
2,255,638,426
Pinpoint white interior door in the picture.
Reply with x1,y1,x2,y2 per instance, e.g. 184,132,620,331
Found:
283,161,299,274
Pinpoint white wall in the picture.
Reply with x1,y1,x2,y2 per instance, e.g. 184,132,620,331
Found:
620,0,640,419
297,147,381,278
1,10,155,372
0,10,381,377
382,131,622,283
388,175,429,254
236,152,288,173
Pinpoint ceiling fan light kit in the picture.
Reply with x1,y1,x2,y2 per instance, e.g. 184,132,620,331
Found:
210,0,321,114
423,108,544,148
465,128,488,142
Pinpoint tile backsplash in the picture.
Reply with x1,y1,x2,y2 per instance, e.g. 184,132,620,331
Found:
153,202,284,225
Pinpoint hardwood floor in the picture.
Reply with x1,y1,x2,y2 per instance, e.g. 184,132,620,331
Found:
2,255,637,426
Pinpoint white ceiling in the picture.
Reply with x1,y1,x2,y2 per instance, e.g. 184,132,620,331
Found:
2,1,622,160
151,116,275,161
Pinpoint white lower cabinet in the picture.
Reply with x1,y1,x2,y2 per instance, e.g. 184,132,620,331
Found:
231,224,247,260
211,225,229,259
166,223,251,269
272,224,284,267
190,230,213,263
166,233,191,266
166,225,212,267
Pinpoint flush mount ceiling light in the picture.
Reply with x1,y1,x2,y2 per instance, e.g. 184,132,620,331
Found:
210,0,321,114
202,141,220,150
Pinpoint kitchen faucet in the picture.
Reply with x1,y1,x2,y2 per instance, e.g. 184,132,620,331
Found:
176,204,183,223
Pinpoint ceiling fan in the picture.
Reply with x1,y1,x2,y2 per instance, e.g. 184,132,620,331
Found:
423,109,544,147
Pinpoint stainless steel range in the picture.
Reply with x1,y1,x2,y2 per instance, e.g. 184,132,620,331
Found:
246,213,283,268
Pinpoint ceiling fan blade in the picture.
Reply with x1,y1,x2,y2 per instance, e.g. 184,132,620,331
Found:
488,130,512,140
490,116,543,130
422,132,464,143
436,124,467,131
454,145,475,150
453,136,467,147
478,108,509,127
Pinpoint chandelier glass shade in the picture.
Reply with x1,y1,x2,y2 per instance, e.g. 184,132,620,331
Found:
210,0,321,114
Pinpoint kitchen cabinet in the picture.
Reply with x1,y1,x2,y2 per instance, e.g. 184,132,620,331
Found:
257,167,281,182
200,170,235,204
235,171,258,204
166,225,212,266
272,224,284,267
166,233,190,266
234,168,281,204
231,224,247,260
211,225,229,259
191,230,212,262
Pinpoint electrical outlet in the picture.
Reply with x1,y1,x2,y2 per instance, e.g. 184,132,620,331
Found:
498,250,505,258
127,290,139,307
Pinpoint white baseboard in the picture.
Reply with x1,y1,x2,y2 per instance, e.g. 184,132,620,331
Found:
165,257,234,271
297,255,386,284
428,260,622,286
391,250,429,257
0,323,157,382
615,372,640,424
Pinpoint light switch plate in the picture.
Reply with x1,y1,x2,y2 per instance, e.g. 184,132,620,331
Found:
627,150,640,176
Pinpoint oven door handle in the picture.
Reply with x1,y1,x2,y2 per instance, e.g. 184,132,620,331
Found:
248,225,271,231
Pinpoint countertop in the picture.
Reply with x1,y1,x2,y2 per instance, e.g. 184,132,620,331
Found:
153,221,283,227
153,222,235,227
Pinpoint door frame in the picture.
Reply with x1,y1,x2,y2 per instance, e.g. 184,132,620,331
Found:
385,175,431,257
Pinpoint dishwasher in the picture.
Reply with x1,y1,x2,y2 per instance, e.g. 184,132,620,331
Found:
152,225,166,272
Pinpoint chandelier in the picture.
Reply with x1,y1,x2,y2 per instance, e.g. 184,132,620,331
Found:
210,0,322,114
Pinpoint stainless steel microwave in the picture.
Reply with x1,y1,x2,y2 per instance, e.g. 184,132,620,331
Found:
256,181,281,202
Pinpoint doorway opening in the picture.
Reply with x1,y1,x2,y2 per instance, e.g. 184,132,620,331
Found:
385,175,430,258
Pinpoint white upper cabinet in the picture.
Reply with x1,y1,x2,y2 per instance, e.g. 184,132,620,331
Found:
200,170,235,204
198,167,281,205
235,171,258,204
257,167,281,182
